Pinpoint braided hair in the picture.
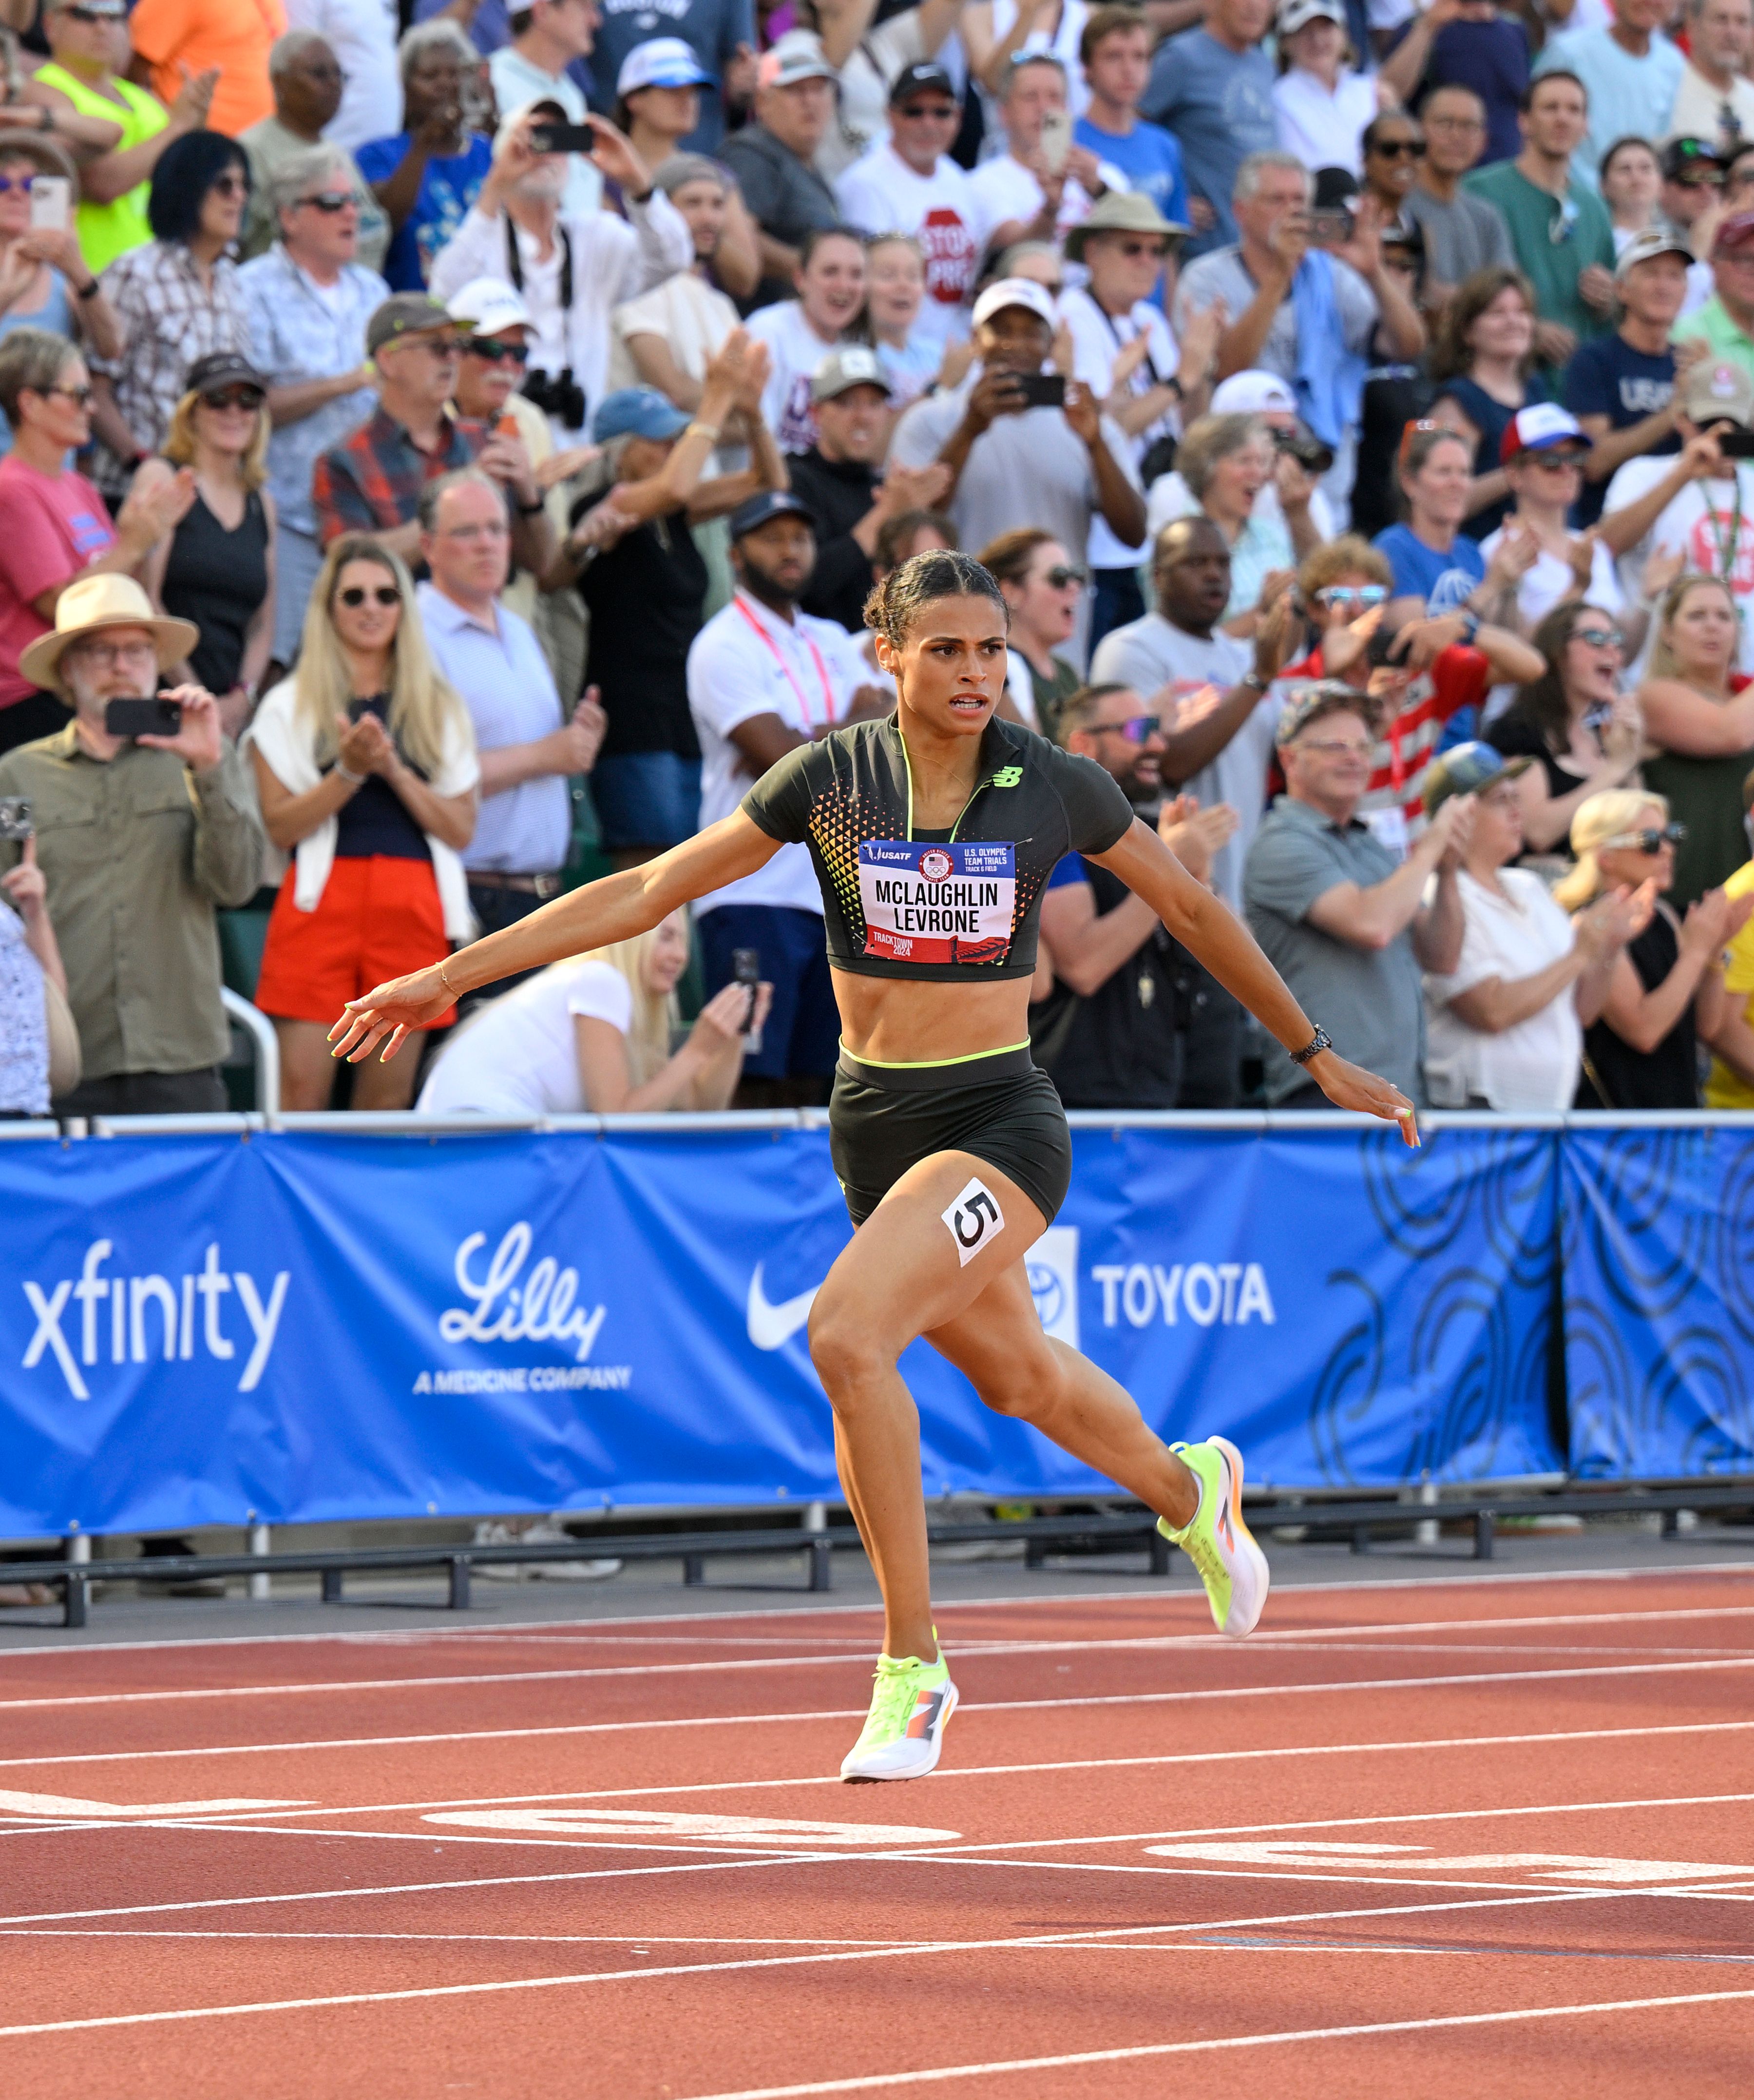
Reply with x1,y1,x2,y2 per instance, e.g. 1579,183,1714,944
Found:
863,549,1009,652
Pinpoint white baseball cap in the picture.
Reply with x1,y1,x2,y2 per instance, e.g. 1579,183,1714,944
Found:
758,29,835,89
446,276,534,338
971,275,1058,330
1278,0,1345,32
617,37,712,98
1211,369,1298,416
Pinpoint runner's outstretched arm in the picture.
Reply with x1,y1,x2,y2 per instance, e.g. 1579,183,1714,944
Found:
327,813,781,1065
1091,817,1421,1146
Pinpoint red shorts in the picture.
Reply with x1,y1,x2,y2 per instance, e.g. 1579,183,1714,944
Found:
254,855,457,1030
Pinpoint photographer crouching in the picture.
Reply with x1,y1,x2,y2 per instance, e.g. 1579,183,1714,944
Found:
0,576,264,1117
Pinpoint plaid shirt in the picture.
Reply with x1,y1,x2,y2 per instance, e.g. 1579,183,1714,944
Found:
90,240,249,497
311,403,486,544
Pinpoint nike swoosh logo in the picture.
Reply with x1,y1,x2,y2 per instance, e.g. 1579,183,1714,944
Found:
746,1263,819,1351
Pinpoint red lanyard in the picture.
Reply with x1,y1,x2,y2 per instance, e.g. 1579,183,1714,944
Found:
735,594,836,733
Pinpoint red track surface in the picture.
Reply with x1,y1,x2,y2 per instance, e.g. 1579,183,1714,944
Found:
3,1565,1754,2097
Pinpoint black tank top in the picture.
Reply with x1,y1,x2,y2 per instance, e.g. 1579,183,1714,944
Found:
578,505,705,760
1577,908,1698,1109
159,484,269,696
1030,852,1188,1108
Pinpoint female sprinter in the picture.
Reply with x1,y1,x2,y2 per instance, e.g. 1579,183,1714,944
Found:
330,551,1418,1783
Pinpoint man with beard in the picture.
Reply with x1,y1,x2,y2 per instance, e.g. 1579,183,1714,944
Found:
1030,683,1242,1110
687,489,887,1103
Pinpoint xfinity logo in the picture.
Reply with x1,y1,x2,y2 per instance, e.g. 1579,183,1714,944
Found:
439,1224,607,1362
23,1240,290,1398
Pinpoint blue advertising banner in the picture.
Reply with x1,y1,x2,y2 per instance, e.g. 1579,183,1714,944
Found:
1563,1124,1754,1478
0,1122,1562,1538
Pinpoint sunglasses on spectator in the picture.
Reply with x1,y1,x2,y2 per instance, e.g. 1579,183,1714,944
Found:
1604,822,1686,852
1091,715,1163,743
1043,562,1087,589
209,173,247,198
1526,448,1586,472
61,4,125,20
299,191,355,213
897,101,957,121
1572,624,1622,649
200,386,264,412
1372,137,1425,158
464,338,531,365
1675,170,1724,189
44,382,92,406
1315,584,1386,609
0,173,36,194
407,335,467,358
337,585,401,608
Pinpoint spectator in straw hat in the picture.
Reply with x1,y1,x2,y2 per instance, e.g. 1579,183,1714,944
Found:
0,571,263,1115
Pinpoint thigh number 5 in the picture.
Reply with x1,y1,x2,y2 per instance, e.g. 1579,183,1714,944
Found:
942,1177,1005,1267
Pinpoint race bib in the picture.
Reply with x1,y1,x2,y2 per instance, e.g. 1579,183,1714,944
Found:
858,840,1016,966
942,1177,1004,1266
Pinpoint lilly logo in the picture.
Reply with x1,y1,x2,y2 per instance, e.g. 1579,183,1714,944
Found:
440,1224,607,1362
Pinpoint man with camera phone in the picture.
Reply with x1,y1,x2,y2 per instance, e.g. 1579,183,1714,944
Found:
0,574,262,1116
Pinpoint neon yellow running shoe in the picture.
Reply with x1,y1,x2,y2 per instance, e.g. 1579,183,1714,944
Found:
1159,1435,1270,1637
839,1645,958,1781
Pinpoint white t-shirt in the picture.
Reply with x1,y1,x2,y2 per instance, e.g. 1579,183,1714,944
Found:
1272,67,1377,178
688,590,872,915
286,0,400,154
416,958,634,1117
1060,284,1180,569
834,145,988,347
1423,867,1581,1110
747,300,845,455
967,151,1093,244
1602,455,1754,676
1476,524,1624,721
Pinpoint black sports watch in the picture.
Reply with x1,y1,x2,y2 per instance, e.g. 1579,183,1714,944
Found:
1288,1025,1333,1066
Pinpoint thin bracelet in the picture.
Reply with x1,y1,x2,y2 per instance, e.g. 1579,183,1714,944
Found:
438,957,457,996
333,760,365,786
685,419,721,443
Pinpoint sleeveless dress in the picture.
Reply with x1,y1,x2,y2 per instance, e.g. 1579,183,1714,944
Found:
159,485,270,695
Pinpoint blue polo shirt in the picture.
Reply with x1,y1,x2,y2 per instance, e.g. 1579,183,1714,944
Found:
1073,115,1188,231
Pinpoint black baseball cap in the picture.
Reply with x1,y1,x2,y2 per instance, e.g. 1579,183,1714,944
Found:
890,62,956,106
729,489,818,539
1662,135,1723,181
184,351,266,398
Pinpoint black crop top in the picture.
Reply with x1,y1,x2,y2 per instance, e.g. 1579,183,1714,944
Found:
739,714,1136,982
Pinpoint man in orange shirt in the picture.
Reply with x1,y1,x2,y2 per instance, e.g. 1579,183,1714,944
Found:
128,0,286,139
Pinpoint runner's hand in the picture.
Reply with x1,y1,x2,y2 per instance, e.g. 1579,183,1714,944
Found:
330,964,455,1063
1306,1048,1420,1147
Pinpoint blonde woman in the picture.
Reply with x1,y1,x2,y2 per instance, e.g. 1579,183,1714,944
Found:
1557,787,1750,1108
1636,571,1754,910
417,908,773,1115
245,537,478,1109
133,351,276,738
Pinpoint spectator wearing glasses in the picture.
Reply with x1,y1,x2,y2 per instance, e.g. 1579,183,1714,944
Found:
792,347,951,636
127,0,284,142
357,24,494,294
1429,267,1549,536
240,145,388,674
0,329,194,756
312,292,554,580
1421,738,1644,1109
1407,86,1516,311
1565,229,1694,530
1031,681,1242,1110
0,135,122,464
1359,114,1427,243
1486,598,1645,855
0,571,264,1116
1669,0,1754,161
1599,135,1662,253
87,132,251,506
1272,0,1376,181
980,527,1085,740
245,537,477,1110
1463,73,1618,376
1380,6,1529,171
1557,784,1750,1105
132,352,277,738
1675,209,1754,393
1244,683,1469,1110
242,32,391,275
1533,0,1685,199
835,64,989,350
32,0,218,277
1636,569,1754,906
284,0,402,154
1093,515,1300,911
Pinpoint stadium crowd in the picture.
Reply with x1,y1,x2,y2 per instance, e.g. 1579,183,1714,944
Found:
1,0,1754,1124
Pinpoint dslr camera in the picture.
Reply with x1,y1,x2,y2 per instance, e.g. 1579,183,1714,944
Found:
522,366,588,431
1274,424,1336,479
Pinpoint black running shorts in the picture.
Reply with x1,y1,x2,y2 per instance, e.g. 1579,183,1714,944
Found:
828,1043,1074,1231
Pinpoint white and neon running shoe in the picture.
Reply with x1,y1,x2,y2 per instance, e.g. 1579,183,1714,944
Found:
1160,1435,1270,1637
840,1646,958,1781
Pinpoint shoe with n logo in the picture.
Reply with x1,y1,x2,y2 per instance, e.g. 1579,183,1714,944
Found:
840,1645,958,1780
1160,1436,1269,1637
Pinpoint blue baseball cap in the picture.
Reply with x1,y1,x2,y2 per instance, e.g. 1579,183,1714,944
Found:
1422,739,1532,816
617,38,713,96
591,387,691,443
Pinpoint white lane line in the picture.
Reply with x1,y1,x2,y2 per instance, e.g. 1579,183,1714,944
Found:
8,1652,1751,1772
676,1989,1754,2099
0,1930,915,1946
11,1622,1754,1715
3,1560,1750,1664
